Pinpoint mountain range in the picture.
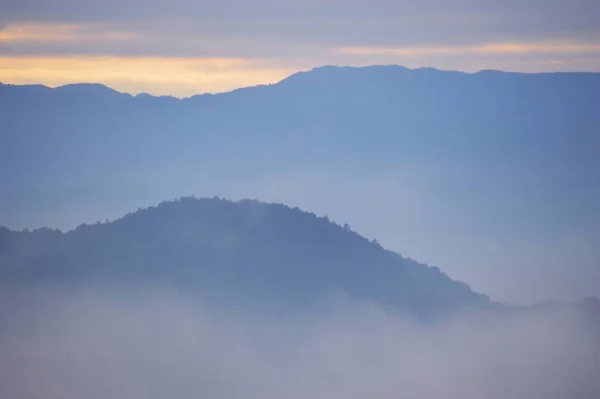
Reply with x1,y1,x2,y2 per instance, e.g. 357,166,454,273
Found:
1,65,599,303
2,65,599,228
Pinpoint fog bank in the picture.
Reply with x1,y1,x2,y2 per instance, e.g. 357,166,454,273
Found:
1,284,598,399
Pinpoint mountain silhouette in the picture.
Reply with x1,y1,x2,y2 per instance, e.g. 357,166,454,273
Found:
1,65,599,302
2,65,598,231
0,197,493,318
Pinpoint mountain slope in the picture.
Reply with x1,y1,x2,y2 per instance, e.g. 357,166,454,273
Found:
2,65,599,177
0,197,491,317
2,65,598,230
2,65,599,303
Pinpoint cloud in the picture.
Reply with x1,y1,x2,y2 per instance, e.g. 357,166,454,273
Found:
0,284,598,399
0,23,140,43
337,42,600,57
1,1,599,53
2,27,599,96
1,1,599,90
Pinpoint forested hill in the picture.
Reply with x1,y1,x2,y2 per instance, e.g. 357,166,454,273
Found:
0,197,492,318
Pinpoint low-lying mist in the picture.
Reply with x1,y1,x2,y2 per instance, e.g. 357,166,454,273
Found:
1,283,598,399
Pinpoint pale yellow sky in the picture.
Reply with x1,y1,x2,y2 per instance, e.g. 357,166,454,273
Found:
0,56,299,96
1,22,599,96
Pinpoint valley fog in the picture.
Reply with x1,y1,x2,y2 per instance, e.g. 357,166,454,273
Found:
1,283,598,399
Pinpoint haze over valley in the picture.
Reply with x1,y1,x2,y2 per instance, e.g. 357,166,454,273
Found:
2,1,600,397
1,197,600,399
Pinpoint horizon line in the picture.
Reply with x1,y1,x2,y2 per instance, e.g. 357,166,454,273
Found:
2,63,597,99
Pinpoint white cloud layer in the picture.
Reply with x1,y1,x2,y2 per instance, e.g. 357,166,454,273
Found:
0,284,599,399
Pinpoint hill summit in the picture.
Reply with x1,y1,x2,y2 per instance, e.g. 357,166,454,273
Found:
0,197,491,317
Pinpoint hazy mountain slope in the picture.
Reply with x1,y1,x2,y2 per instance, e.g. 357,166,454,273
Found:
0,197,491,317
2,65,599,303
2,66,599,198
2,66,598,229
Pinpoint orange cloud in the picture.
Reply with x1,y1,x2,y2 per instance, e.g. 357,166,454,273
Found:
0,56,298,96
2,22,598,95
0,23,139,43
337,42,600,58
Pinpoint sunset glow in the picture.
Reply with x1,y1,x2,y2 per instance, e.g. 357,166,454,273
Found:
0,56,297,96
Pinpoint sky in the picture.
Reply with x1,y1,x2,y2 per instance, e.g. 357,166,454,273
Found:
1,0,600,96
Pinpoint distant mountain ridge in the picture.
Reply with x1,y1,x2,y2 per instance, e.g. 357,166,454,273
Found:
2,64,599,99
2,65,598,232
